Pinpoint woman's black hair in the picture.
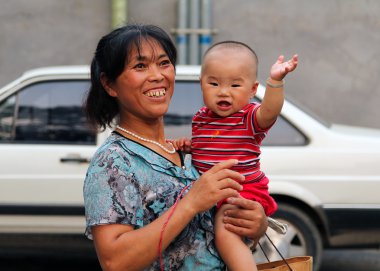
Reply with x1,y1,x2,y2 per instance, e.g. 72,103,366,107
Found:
84,24,177,131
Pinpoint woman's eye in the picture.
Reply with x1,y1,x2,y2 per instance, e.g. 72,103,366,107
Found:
160,60,171,66
134,63,146,69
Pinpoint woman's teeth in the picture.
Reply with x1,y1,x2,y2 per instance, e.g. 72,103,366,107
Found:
146,89,166,97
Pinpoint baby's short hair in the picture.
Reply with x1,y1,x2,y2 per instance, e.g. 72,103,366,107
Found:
203,40,258,66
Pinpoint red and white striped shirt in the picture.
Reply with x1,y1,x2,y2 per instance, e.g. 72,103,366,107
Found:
192,103,270,183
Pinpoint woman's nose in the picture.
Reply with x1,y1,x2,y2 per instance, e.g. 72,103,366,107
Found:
148,66,164,81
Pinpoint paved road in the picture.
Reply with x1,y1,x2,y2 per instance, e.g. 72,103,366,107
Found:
1,249,380,270
320,249,380,271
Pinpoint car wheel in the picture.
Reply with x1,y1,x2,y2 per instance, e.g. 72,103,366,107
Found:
253,203,323,271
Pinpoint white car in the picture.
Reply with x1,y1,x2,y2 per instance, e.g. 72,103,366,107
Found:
1,66,380,270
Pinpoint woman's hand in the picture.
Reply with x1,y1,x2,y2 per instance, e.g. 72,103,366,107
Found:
182,159,245,215
222,196,268,241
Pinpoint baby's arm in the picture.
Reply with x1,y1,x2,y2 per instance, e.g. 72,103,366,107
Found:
170,137,192,153
256,54,298,129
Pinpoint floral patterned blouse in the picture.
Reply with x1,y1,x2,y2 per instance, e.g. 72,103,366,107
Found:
84,132,224,270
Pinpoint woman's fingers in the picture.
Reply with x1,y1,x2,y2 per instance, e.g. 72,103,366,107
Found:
195,175,242,203
185,160,245,213
204,159,245,183
201,160,244,194
225,196,258,210
217,177,243,192
215,169,245,184
223,198,268,240
204,159,238,174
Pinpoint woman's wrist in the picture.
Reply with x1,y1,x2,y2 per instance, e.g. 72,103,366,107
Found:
179,194,199,218
266,77,285,88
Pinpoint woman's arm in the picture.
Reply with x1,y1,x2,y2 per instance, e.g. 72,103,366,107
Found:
92,159,244,271
92,199,196,271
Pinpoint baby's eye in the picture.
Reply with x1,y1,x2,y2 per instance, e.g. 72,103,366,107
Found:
231,84,241,87
209,82,218,86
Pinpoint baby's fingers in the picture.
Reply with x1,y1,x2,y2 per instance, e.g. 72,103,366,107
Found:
286,54,299,72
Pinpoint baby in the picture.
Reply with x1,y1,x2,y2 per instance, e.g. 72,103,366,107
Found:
173,41,298,270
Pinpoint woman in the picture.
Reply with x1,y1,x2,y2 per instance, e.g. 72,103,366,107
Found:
83,23,268,271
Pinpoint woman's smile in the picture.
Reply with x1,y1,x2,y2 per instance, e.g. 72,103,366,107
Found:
144,88,167,98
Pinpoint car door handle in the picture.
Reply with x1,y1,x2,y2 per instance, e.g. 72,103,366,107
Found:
60,155,91,163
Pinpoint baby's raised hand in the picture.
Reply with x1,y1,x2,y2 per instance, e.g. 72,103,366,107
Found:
270,54,298,81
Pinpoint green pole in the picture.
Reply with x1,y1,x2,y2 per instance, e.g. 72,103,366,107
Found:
111,0,128,29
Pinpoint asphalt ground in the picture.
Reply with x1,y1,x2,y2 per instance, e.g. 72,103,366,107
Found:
0,249,379,271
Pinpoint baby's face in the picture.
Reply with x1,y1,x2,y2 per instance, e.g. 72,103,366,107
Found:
200,47,258,117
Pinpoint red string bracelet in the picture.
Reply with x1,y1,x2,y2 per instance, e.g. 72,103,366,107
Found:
158,181,194,271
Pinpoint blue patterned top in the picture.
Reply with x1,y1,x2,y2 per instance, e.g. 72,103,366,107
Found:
84,132,224,270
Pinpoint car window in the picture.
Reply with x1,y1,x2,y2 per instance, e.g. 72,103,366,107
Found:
0,78,306,146
0,80,96,145
263,115,307,146
251,98,307,146
165,80,203,138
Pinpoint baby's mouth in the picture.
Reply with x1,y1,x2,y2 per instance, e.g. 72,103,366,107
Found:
145,88,166,97
217,101,231,107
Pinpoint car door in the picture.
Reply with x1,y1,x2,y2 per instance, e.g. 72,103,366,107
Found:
0,79,99,229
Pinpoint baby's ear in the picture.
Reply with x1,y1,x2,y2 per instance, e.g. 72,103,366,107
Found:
199,77,206,92
250,81,259,98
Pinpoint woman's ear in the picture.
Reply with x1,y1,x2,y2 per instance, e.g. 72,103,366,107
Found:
100,73,118,97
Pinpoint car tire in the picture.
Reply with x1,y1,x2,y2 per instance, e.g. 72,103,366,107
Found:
254,203,323,271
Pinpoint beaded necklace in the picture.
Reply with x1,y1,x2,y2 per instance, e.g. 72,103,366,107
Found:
116,125,176,154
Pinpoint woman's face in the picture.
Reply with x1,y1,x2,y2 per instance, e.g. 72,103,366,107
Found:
104,39,176,124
